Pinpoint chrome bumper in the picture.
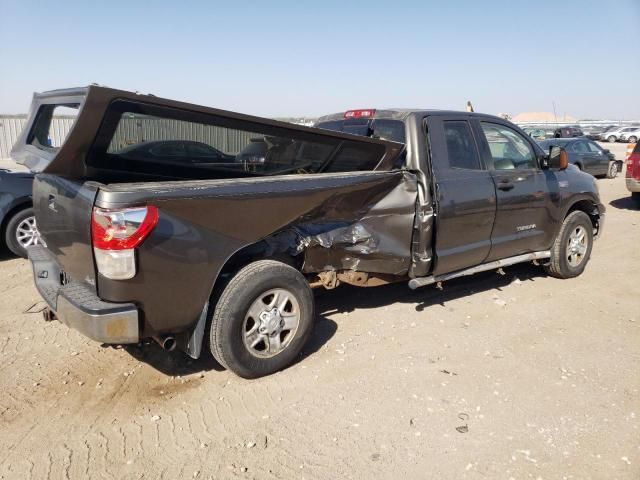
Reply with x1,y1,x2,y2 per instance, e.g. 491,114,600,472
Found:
626,177,640,193
28,245,139,344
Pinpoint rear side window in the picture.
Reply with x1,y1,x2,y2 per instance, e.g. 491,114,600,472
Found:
27,104,79,151
89,101,388,178
442,121,481,170
571,141,589,153
586,142,602,153
316,119,406,143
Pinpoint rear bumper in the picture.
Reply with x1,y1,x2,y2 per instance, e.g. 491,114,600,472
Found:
626,177,640,193
28,245,139,344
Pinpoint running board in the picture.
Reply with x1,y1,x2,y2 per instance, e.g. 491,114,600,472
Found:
408,251,551,290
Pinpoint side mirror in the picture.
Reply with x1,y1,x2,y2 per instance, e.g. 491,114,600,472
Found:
548,146,569,170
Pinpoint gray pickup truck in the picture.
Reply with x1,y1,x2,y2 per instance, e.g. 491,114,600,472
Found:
14,86,604,378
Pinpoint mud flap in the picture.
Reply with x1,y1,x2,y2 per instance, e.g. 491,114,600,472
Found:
181,302,209,359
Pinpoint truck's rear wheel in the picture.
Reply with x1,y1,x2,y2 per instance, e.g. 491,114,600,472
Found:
544,211,593,279
208,260,314,378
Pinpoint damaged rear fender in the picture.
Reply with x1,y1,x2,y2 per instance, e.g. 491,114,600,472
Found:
212,170,420,285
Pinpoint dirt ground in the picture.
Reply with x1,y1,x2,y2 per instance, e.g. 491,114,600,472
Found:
1,152,638,479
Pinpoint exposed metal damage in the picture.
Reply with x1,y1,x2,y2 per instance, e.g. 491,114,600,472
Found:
254,170,420,281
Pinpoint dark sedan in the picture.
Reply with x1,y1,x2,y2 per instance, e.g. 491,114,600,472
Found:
538,138,619,178
0,168,39,257
116,140,235,164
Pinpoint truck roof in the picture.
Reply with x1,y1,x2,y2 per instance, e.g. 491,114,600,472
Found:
316,109,508,123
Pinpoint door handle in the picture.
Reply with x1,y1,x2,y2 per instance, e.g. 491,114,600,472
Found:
497,180,514,191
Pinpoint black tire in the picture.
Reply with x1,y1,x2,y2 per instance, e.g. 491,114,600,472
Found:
208,260,314,378
606,162,618,179
544,211,593,279
5,207,38,258
632,192,640,206
575,163,583,171
607,135,617,143
628,136,638,144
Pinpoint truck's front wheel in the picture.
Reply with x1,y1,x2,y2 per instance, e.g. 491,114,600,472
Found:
208,260,314,378
544,211,593,279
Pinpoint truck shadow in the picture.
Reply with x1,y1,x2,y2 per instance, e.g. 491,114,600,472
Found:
123,342,226,376
122,263,541,377
121,318,339,376
315,262,545,316
609,196,639,211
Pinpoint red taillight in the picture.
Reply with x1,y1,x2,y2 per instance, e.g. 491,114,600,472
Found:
344,109,376,119
627,152,640,180
91,206,158,250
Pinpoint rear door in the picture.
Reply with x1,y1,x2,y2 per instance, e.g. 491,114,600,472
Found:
568,140,595,173
426,115,496,275
474,120,556,260
584,140,610,175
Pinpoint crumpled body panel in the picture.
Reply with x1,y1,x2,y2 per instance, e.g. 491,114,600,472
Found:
294,175,418,274
96,170,418,335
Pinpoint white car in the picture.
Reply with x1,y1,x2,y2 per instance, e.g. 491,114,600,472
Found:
600,126,638,143
619,128,640,144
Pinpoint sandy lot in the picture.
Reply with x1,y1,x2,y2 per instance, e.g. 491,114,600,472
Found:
0,156,638,479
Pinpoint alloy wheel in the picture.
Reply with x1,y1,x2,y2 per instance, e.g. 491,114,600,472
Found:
242,288,300,358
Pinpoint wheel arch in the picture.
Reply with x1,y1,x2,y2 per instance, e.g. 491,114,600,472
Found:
563,198,602,238
177,233,305,359
215,237,303,290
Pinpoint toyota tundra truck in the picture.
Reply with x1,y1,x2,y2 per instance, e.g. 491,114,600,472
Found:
13,86,604,378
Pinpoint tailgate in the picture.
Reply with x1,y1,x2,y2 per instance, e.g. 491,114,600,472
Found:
33,174,99,291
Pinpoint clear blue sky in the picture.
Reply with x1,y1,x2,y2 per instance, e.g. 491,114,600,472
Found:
1,0,639,119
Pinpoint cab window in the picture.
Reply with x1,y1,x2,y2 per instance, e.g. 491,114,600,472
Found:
443,121,481,170
480,122,536,170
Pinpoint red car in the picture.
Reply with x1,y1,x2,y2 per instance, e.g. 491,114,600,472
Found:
626,142,640,205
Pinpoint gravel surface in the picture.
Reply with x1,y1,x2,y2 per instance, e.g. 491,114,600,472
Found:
0,167,638,479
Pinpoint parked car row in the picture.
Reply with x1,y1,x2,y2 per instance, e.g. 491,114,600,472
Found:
520,124,640,143
599,126,640,143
